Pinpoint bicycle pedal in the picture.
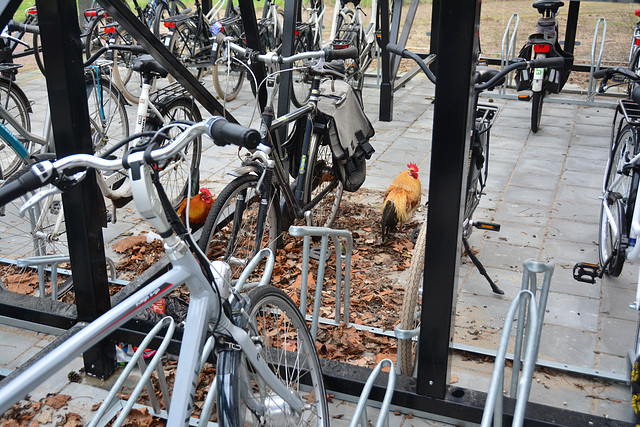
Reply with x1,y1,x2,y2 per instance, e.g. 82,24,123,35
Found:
572,262,600,284
518,94,531,101
473,221,500,232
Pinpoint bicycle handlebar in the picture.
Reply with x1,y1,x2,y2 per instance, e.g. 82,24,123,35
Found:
84,43,147,67
7,19,39,35
387,43,566,93
215,33,358,65
0,118,259,207
593,67,640,93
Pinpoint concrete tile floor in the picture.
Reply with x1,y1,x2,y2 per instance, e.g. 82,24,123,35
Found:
0,65,636,425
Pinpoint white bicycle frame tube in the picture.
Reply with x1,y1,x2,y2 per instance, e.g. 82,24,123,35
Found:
0,146,304,421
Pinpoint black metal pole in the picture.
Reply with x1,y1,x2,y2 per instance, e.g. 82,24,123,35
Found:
429,0,441,72
237,0,267,110
36,0,115,379
563,0,580,55
416,0,480,399
276,0,298,125
378,0,392,121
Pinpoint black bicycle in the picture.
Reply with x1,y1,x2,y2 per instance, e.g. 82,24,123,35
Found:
387,43,564,376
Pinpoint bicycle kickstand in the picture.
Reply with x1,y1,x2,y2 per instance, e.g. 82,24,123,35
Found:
462,237,504,295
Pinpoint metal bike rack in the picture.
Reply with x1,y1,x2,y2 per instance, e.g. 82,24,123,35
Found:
90,316,177,427
587,17,607,103
288,225,353,340
498,13,519,94
482,260,554,427
350,359,396,427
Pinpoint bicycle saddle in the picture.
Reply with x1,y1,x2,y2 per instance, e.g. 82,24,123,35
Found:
533,0,564,15
475,66,504,86
133,55,169,79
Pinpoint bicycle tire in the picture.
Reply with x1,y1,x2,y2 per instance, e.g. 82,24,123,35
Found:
168,19,207,81
531,90,544,133
599,193,626,277
304,132,343,228
598,125,638,276
198,174,278,280
0,77,32,178
397,220,426,377
111,26,145,104
0,167,69,298
84,13,116,61
239,284,329,426
152,0,187,39
212,24,246,101
150,97,203,208
32,29,45,76
290,29,317,108
86,75,130,199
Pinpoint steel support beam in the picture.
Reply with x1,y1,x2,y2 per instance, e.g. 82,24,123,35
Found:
378,0,393,121
36,0,115,379
563,1,580,55
98,0,234,122
416,0,480,399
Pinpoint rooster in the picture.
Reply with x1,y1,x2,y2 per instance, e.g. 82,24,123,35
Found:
381,163,422,242
176,188,215,229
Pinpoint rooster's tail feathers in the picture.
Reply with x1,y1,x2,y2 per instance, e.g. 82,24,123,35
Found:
381,200,398,242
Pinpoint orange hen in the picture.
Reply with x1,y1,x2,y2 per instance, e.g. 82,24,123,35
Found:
177,188,215,228
381,163,422,241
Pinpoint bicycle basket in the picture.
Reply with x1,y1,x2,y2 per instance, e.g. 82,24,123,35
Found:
317,79,375,192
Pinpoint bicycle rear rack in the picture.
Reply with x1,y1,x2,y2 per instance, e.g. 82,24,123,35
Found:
619,99,640,126
151,81,193,104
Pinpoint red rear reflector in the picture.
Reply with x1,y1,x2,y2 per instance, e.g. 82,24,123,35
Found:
636,8,640,17
533,44,550,53
105,26,116,34
295,30,299,36
27,10,37,15
164,21,176,28
636,38,640,47
85,10,98,17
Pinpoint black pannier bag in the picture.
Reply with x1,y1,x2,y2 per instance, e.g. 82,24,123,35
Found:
317,79,375,192
514,34,574,94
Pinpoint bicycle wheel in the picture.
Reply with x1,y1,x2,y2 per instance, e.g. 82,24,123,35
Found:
168,20,207,81
29,16,46,76
238,284,329,426
598,125,638,276
112,27,145,104
152,0,186,39
531,90,544,133
84,13,116,61
0,168,69,297
0,78,32,179
150,97,203,209
212,25,246,101
290,28,317,108
86,75,130,198
397,220,426,377
304,132,343,228
198,174,278,280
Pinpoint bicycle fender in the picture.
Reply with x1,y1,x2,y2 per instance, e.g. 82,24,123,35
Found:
229,164,262,178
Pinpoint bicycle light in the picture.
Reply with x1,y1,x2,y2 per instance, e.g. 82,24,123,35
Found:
533,44,550,53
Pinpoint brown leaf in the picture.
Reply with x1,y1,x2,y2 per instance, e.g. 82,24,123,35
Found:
44,394,71,409
112,235,147,253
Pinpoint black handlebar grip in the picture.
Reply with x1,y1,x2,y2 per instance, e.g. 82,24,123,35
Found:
592,69,608,79
326,45,358,61
386,43,405,56
0,163,54,207
7,20,40,35
129,45,147,54
208,118,260,150
529,57,565,69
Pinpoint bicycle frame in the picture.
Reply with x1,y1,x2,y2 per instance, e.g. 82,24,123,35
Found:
0,130,304,422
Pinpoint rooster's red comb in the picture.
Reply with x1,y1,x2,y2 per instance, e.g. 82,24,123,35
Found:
407,163,418,172
200,188,211,195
